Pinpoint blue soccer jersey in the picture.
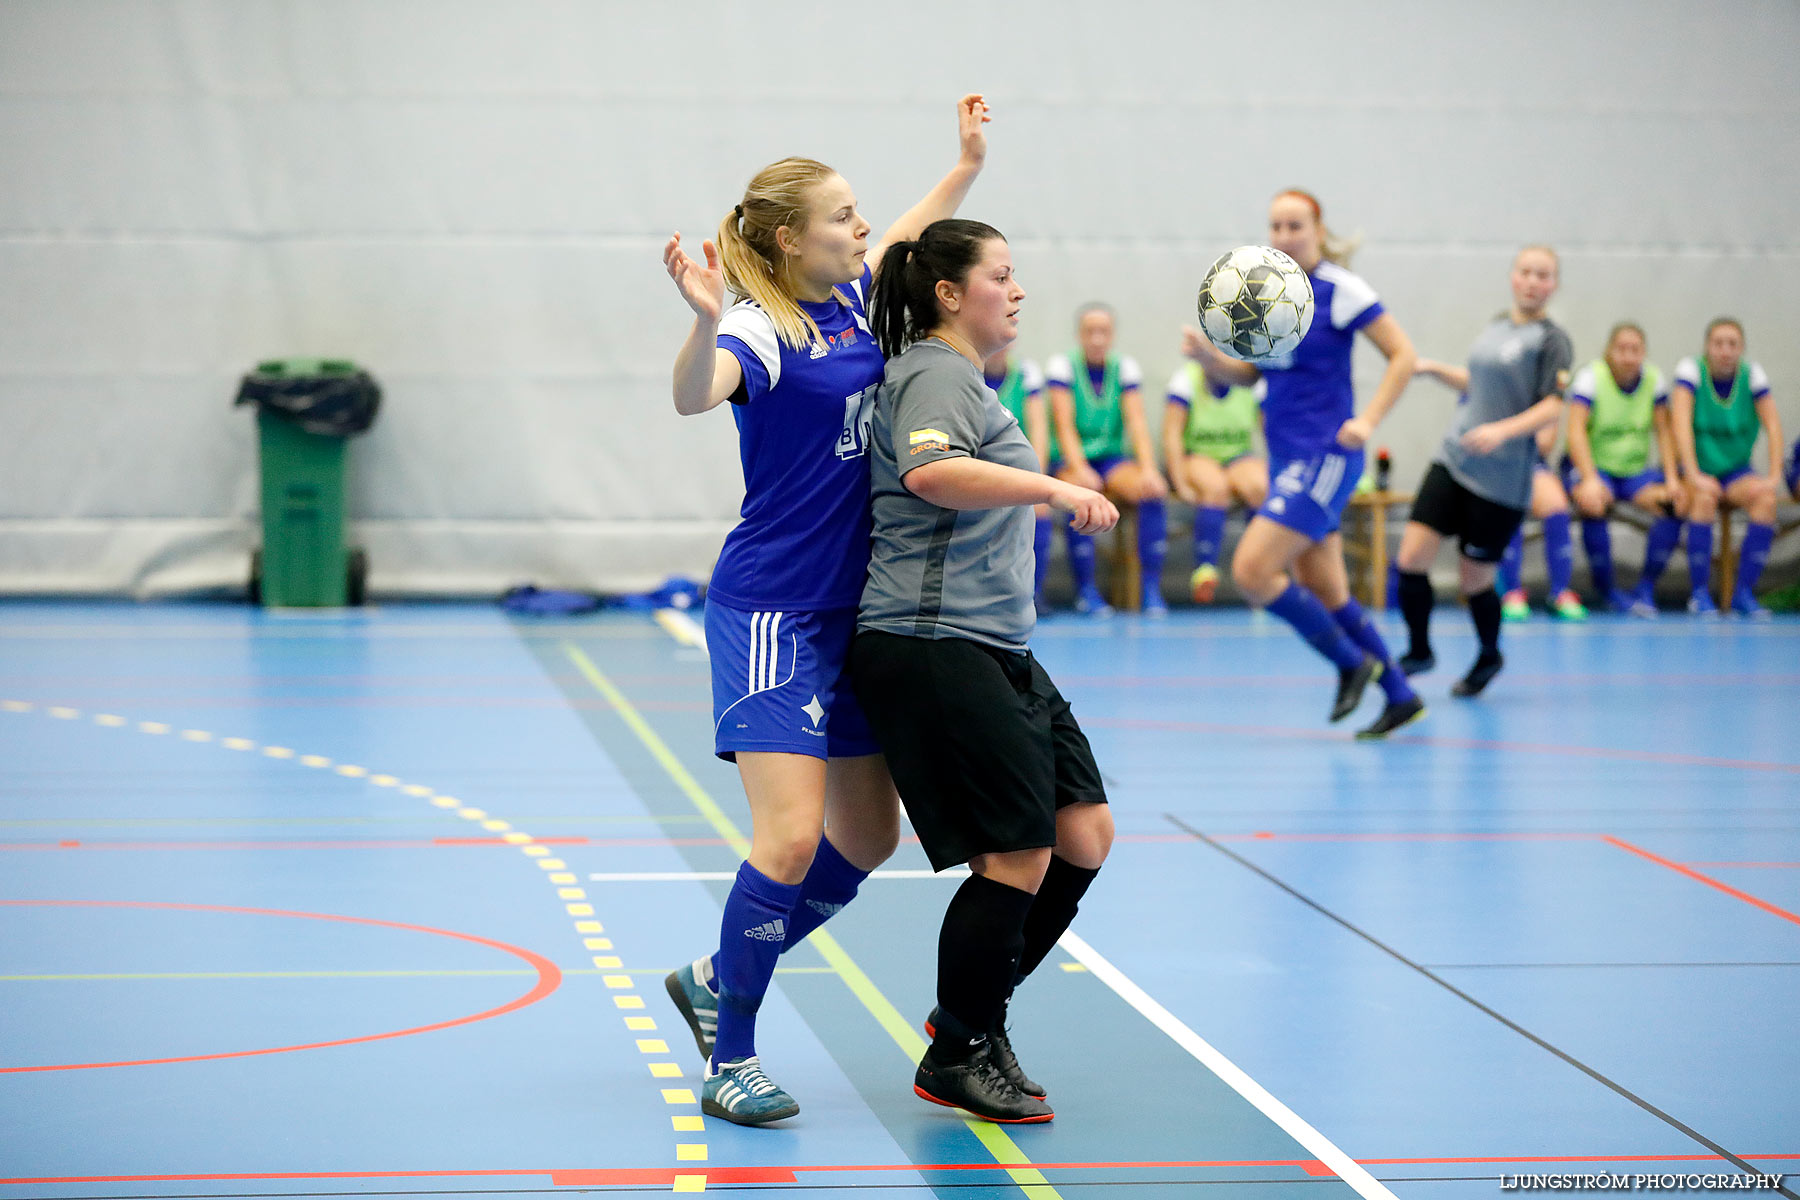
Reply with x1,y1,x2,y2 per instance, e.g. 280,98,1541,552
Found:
1256,262,1385,464
710,266,885,611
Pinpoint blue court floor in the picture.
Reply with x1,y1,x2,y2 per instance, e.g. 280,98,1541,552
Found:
1,600,1795,1199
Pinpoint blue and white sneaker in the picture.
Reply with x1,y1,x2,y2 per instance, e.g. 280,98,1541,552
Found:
1605,588,1637,614
701,1055,799,1125
1686,592,1720,618
1626,588,1659,619
663,956,718,1061
1073,586,1113,618
1140,591,1169,619
1730,592,1771,621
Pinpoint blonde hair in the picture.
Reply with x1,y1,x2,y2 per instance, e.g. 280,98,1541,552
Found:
716,157,847,351
1514,243,1560,275
1273,189,1360,267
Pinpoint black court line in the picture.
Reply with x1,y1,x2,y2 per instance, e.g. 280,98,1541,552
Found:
1164,813,1799,1200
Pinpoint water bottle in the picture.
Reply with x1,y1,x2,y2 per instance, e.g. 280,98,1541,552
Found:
1375,447,1392,492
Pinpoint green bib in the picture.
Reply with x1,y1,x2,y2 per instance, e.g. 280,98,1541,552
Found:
1179,363,1259,463
1066,352,1126,461
1586,360,1660,477
994,362,1030,429
1691,360,1761,477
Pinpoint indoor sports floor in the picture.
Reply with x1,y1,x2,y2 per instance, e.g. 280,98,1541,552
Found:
2,600,1796,1199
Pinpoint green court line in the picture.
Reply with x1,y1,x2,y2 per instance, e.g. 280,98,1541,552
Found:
563,641,1059,1200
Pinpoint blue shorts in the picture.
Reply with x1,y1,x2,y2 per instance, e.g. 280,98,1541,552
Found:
1088,454,1127,479
1710,463,1755,490
705,600,880,762
1561,460,1665,501
1259,448,1364,541
1785,437,1800,498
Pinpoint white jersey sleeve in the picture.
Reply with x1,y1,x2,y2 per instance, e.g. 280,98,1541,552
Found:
1673,356,1701,391
1044,354,1074,387
1119,356,1143,388
1749,361,1771,398
717,301,783,394
1317,262,1380,330
1020,360,1045,395
1570,364,1598,405
1166,364,1196,405
1652,365,1671,406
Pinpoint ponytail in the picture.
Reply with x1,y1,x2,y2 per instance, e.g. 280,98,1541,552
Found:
719,157,842,351
1276,187,1361,267
868,218,1005,360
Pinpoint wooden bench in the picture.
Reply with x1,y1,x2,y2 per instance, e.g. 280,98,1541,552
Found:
1340,489,1412,610
1105,502,1142,612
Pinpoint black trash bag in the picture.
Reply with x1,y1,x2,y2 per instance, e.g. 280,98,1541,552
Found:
234,360,381,437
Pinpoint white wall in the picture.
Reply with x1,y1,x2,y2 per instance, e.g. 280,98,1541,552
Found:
2,0,1795,595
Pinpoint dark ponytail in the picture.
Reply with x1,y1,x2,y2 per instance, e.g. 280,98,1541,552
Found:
869,218,1005,360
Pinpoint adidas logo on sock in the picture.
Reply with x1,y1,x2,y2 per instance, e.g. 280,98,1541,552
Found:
744,918,786,942
805,899,844,918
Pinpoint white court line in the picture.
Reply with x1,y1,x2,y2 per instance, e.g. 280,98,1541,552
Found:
645,607,1390,1197
587,868,968,883
1059,930,1399,1200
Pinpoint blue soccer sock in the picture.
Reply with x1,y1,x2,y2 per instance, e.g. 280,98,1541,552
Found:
1065,520,1098,596
1332,597,1417,703
1193,505,1228,567
1137,498,1167,596
1685,522,1714,599
1734,522,1775,601
1581,518,1615,597
711,860,801,1066
1267,582,1365,672
1498,528,1524,595
778,835,869,951
1641,517,1680,593
1032,513,1052,603
1543,512,1574,596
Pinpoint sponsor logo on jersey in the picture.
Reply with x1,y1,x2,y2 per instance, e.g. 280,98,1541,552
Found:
910,428,950,445
801,695,825,728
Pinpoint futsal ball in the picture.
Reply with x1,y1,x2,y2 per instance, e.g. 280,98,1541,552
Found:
1196,245,1315,363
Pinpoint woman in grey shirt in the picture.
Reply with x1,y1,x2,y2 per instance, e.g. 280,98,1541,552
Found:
850,218,1116,1124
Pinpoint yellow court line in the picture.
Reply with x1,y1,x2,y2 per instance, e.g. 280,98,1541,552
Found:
563,642,1060,1200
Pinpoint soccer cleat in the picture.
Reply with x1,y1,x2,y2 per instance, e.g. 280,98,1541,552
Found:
1397,650,1436,677
1686,592,1719,617
1550,590,1588,621
1450,653,1504,698
1355,696,1427,740
1073,586,1114,618
1190,563,1220,604
701,1055,799,1125
1329,655,1382,723
913,1043,1053,1124
664,957,719,1061
1626,589,1660,619
1500,590,1530,622
1730,592,1771,620
1605,588,1637,614
925,1007,1045,1099
1141,591,1169,619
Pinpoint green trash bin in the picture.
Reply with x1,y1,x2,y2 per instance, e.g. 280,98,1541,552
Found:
236,358,380,608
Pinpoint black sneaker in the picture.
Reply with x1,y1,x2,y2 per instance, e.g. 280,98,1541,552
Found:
1451,653,1504,698
925,1007,1045,1099
1330,655,1383,722
1355,696,1427,740
1397,651,1435,677
913,1043,1053,1124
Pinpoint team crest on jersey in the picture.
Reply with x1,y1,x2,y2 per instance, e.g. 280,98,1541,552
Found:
836,386,876,460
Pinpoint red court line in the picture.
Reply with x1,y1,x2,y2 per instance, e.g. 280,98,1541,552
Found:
0,900,561,1073
10,1154,1796,1187
1087,716,1800,774
1605,837,1800,928
1684,861,1800,869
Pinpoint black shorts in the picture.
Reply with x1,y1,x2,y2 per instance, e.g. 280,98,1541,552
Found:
849,630,1108,873
1410,462,1526,564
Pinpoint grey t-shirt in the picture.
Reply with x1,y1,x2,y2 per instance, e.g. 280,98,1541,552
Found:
859,340,1041,650
1437,314,1574,509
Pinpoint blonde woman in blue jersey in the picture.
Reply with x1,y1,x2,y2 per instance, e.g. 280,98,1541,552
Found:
660,94,992,1124
1670,318,1784,617
1181,189,1422,738
1046,305,1171,616
1162,361,1266,603
983,347,1054,609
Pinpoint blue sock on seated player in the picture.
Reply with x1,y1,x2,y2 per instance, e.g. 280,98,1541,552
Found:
1497,529,1524,596
1137,498,1167,612
1331,597,1417,704
1581,517,1616,600
1543,512,1574,597
1733,522,1774,609
1064,520,1103,608
1267,582,1365,672
1639,517,1680,599
1032,514,1052,607
1193,505,1228,567
1684,521,1714,604
711,860,802,1067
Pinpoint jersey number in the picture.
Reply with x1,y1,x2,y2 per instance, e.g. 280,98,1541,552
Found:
836,386,875,461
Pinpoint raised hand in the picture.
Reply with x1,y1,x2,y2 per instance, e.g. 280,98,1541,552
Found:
663,232,725,324
956,94,990,168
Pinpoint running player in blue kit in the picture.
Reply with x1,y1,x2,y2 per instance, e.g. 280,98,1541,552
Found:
1181,189,1424,738
659,95,992,1124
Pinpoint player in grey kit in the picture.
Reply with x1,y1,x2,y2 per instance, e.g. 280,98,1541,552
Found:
1395,246,1574,697
850,218,1118,1124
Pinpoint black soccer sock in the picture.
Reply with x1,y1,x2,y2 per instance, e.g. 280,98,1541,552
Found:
1467,587,1502,659
1398,571,1435,659
1015,855,1102,990
934,873,1035,1061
